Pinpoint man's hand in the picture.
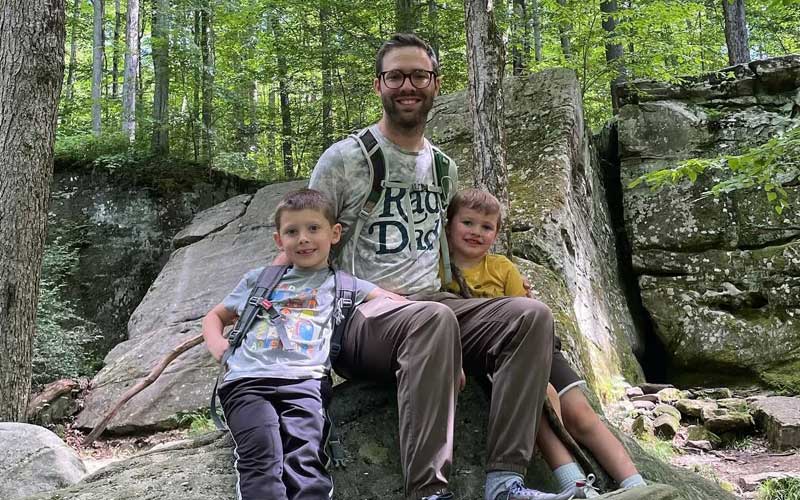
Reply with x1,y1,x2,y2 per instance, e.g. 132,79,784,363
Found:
367,287,408,302
458,368,466,392
522,276,533,298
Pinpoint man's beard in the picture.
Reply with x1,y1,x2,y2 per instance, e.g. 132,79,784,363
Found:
381,90,434,131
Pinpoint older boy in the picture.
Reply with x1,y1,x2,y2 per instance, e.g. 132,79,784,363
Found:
203,188,399,500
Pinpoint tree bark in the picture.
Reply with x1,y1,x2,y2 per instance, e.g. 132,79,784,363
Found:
601,0,626,112
511,0,527,75
121,0,139,142
273,16,293,179
556,0,572,60
722,0,750,65
464,0,512,256
65,0,81,103
191,9,201,161
428,0,440,61
320,1,334,152
200,2,215,161
112,0,121,99
395,0,418,33
0,0,66,422
91,0,104,136
151,0,170,156
531,0,541,62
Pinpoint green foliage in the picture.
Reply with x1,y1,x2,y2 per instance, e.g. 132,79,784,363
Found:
33,233,99,388
628,126,800,213
176,409,217,436
635,433,679,462
54,132,134,167
759,477,800,500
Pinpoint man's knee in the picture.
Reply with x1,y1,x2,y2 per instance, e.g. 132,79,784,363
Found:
408,301,458,334
506,297,554,348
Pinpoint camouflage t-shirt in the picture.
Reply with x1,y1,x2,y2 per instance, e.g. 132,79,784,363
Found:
309,125,458,295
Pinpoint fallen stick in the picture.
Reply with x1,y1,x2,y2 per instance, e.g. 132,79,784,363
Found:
82,333,205,446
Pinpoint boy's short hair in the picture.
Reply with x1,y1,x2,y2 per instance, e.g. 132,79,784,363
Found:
375,33,439,76
447,188,503,229
274,188,337,229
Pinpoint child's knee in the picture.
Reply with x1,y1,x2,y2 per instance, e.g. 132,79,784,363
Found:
562,390,600,437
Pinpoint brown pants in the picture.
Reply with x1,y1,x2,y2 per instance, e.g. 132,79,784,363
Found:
333,293,554,499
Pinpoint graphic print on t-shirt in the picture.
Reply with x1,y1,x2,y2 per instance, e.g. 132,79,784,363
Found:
250,283,321,356
368,186,442,255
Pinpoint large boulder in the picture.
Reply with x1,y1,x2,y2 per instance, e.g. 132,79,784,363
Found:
27,382,734,500
617,55,800,391
750,396,800,450
0,423,87,500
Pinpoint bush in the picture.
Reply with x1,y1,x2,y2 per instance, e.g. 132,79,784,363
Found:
759,477,800,500
54,132,134,166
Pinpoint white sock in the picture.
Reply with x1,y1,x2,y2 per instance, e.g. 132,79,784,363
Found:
553,462,586,492
620,473,646,488
485,471,523,500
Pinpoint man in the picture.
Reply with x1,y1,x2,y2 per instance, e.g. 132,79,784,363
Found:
305,34,566,500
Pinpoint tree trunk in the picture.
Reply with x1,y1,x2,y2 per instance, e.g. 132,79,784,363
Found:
277,53,293,178
531,0,541,62
91,0,104,136
395,0,418,33
464,0,511,257
601,0,626,112
0,0,66,422
428,0,440,61
722,0,750,65
511,0,526,75
200,3,215,161
65,0,81,103
191,9,200,162
268,84,277,176
556,0,572,59
151,0,170,156
121,0,139,142
112,0,121,99
320,2,333,152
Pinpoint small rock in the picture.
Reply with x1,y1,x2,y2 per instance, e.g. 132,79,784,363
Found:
639,383,675,394
653,404,682,421
631,394,659,404
654,413,680,439
716,398,749,412
358,442,389,465
626,386,644,399
685,440,713,451
738,472,800,492
704,411,754,434
675,398,718,419
632,415,655,438
633,400,656,412
686,425,721,445
750,396,800,451
657,388,684,404
690,388,732,400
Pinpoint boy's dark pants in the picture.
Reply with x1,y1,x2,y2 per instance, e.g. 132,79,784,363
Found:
219,377,332,500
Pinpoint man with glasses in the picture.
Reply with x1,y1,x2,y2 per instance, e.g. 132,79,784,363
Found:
307,34,566,500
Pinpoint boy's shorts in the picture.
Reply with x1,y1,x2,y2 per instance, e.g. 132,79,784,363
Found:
550,336,586,397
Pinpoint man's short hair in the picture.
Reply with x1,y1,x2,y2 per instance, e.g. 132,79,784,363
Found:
375,33,439,76
274,188,337,229
447,188,503,229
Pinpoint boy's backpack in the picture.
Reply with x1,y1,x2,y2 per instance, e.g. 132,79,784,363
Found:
338,128,457,284
209,265,356,438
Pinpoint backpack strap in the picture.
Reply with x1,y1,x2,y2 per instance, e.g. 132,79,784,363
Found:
336,128,386,272
210,265,290,430
433,147,454,285
330,269,357,363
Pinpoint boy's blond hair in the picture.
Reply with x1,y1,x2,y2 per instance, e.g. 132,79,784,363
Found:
446,188,503,229
273,188,337,229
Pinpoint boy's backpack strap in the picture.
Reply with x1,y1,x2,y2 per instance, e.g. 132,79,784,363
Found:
432,146,455,285
210,265,290,430
336,128,387,272
330,269,357,363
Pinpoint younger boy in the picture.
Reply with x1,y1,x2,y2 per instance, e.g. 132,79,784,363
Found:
444,188,646,499
203,188,399,500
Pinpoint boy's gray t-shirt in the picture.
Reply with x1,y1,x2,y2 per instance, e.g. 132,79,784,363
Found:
309,125,458,295
222,266,375,382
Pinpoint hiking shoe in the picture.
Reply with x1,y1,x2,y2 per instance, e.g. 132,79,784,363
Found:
421,491,454,500
494,480,575,500
566,474,600,499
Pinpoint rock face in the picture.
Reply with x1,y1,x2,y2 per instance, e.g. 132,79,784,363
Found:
27,383,734,500
428,68,643,399
0,423,87,500
617,55,800,391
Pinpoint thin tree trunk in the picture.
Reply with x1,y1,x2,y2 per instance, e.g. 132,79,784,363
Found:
200,3,215,161
395,0,418,33
191,9,201,161
65,0,81,103
601,0,626,112
121,0,139,142
136,0,145,105
278,52,293,178
320,1,333,152
511,0,526,75
531,0,541,62
722,0,750,65
112,0,121,99
151,0,170,156
0,0,66,422
91,0,104,136
267,84,277,176
428,0,440,61
465,0,511,257
556,0,572,60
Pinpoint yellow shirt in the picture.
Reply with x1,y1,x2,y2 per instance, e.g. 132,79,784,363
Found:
445,254,526,298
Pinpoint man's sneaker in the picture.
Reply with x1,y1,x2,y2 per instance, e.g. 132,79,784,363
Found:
566,474,600,499
494,480,575,500
421,491,454,500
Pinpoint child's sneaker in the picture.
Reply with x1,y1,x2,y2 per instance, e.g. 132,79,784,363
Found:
494,480,576,500
422,491,454,500
567,474,600,498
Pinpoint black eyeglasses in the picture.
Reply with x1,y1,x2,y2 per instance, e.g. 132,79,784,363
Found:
379,70,437,89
